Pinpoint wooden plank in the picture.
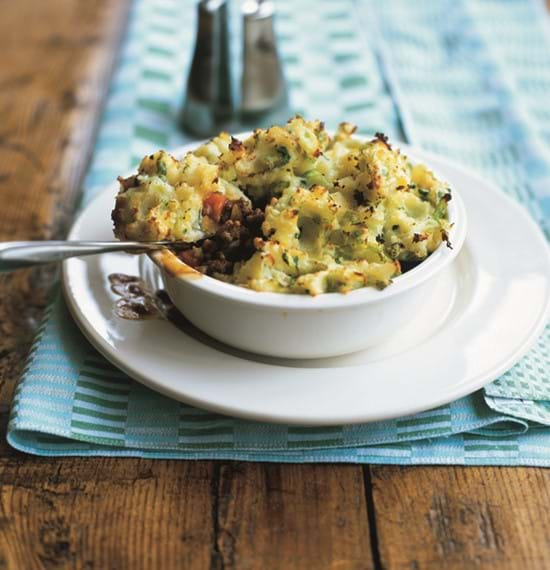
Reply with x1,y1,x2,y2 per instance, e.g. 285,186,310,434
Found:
213,463,374,570
0,457,215,569
369,466,550,569
0,453,374,569
0,0,130,407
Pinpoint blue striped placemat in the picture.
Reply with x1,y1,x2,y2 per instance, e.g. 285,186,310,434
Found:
7,0,550,465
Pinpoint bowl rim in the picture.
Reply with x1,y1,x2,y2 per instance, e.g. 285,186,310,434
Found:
149,139,468,310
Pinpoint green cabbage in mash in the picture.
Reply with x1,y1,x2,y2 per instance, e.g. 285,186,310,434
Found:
112,117,452,295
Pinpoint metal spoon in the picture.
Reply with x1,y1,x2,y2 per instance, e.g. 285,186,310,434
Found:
0,241,184,272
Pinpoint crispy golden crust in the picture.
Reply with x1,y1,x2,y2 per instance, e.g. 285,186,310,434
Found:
112,117,452,294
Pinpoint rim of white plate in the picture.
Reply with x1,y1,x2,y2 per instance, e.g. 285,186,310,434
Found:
61,144,550,425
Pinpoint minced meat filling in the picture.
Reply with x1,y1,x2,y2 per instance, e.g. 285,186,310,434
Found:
175,199,265,277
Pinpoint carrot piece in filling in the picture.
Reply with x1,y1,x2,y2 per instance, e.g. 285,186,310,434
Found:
203,192,228,223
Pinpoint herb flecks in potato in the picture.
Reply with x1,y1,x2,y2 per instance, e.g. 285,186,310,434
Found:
112,117,452,295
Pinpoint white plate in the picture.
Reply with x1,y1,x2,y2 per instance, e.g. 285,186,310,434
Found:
62,145,550,425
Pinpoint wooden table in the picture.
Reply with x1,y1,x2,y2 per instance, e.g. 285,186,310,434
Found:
1,2,549,568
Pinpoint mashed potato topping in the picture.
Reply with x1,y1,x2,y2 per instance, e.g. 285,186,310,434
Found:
113,117,452,295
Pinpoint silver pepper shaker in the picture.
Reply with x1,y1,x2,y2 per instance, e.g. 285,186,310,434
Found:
180,0,233,137
241,0,289,125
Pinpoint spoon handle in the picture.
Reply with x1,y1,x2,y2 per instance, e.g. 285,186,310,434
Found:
0,241,172,272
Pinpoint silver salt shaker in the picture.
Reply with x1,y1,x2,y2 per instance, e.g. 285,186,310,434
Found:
180,0,289,136
180,0,233,136
241,0,289,125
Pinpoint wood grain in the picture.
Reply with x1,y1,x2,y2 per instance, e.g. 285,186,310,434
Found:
0,0,131,406
368,466,550,569
0,458,215,569
212,463,373,569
